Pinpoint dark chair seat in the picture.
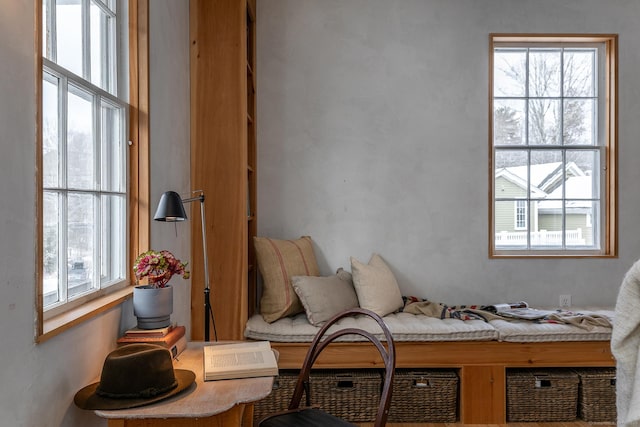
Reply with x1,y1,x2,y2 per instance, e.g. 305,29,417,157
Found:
259,408,356,427
257,308,396,427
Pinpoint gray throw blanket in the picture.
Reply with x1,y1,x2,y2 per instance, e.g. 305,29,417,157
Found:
402,296,612,330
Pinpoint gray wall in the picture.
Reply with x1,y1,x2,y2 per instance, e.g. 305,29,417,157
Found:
257,0,640,306
0,1,190,426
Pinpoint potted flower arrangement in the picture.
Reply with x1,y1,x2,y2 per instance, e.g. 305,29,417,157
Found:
132,250,190,329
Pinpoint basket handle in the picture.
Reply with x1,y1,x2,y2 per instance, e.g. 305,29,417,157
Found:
413,379,432,388
336,379,355,389
534,378,553,388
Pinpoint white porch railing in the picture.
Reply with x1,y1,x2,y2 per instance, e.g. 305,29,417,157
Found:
495,228,585,246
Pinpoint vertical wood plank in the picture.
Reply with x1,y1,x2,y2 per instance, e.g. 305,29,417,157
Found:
459,365,505,424
129,0,150,265
35,0,44,340
190,0,249,341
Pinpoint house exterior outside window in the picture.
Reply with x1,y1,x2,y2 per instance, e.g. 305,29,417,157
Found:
490,34,617,257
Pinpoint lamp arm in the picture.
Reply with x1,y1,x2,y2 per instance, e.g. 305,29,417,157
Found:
181,193,204,204
198,196,210,292
181,191,216,341
180,193,209,291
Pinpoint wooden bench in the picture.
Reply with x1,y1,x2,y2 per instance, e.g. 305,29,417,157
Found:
246,309,615,423
269,339,614,424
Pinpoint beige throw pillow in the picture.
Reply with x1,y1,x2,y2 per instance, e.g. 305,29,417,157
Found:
350,253,403,317
292,274,359,326
254,236,320,323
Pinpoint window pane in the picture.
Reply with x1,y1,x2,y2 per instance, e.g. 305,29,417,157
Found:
67,86,95,189
494,99,525,146
90,2,113,92
565,200,593,246
564,49,595,97
495,150,528,199
566,201,599,248
564,99,595,145
495,200,527,248
529,49,561,97
564,201,595,248
101,101,124,191
56,0,83,76
531,200,563,249
494,49,526,97
43,75,60,188
565,150,600,200
101,194,125,284
67,192,95,298
43,191,60,307
530,150,562,198
528,99,561,145
567,150,599,199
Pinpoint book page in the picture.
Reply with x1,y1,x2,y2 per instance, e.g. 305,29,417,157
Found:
208,348,266,369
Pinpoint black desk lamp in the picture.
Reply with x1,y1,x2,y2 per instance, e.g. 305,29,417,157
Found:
154,190,217,341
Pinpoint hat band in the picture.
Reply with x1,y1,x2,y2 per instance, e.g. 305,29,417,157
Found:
96,380,178,400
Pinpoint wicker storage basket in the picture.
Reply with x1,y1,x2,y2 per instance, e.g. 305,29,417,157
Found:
388,369,458,422
507,369,579,422
310,369,382,422
575,368,617,422
253,370,299,424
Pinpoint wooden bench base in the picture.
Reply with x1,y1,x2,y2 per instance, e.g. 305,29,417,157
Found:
270,340,614,424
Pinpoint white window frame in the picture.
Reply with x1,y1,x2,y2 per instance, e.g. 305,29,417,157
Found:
39,0,130,321
489,34,617,258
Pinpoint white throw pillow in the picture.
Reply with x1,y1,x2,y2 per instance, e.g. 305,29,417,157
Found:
350,253,403,317
292,274,359,326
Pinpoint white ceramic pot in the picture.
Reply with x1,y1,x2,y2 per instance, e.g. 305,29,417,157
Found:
132,285,173,329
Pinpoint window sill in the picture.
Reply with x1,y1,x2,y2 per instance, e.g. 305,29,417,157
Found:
37,286,133,344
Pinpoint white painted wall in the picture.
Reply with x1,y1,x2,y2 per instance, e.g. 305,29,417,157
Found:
0,1,190,426
257,0,640,307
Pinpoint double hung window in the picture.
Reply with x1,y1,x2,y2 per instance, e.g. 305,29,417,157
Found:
40,0,128,319
490,34,617,257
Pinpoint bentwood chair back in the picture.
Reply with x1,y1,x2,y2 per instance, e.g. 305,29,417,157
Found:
258,307,396,427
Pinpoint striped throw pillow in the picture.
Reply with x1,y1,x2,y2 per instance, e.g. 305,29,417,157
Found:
254,236,320,323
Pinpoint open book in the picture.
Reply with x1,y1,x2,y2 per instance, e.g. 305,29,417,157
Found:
482,301,556,320
203,341,278,381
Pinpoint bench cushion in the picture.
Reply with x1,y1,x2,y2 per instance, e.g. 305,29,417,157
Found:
244,312,499,342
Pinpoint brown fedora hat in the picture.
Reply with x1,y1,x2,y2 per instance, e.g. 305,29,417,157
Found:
74,343,195,410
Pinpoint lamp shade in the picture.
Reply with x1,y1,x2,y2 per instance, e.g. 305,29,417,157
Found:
154,191,188,222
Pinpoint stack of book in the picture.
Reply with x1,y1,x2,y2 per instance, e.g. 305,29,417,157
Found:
117,324,187,359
